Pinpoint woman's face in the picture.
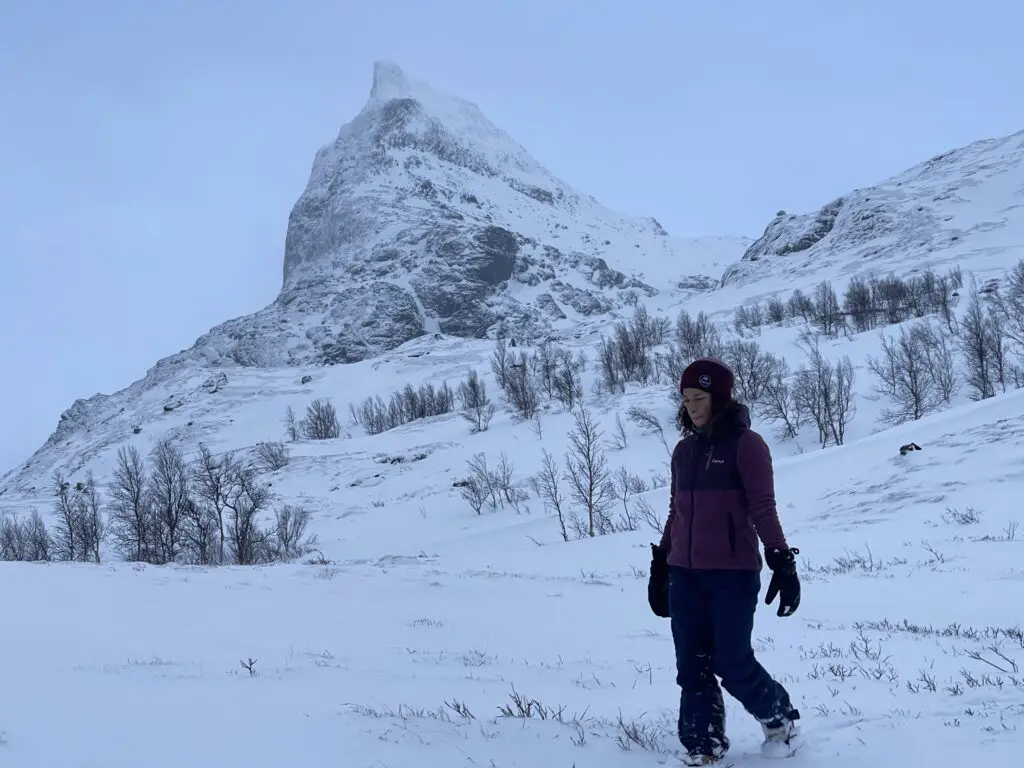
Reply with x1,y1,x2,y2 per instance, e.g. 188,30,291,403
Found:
682,387,712,429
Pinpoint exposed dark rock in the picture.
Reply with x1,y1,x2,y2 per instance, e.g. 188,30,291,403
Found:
535,293,567,320
551,281,613,315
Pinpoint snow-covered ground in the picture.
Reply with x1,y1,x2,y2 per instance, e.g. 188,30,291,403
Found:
3,324,1023,765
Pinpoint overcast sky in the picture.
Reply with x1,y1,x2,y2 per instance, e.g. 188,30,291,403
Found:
2,0,1023,473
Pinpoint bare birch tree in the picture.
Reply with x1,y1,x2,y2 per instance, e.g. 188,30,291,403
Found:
563,408,614,536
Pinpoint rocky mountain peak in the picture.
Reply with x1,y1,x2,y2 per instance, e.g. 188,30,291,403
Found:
368,59,417,103
183,61,731,369
286,60,579,292
0,63,745,492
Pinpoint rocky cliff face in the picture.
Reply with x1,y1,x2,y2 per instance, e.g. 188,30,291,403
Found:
186,61,735,367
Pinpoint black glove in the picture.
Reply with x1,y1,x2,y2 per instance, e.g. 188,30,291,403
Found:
764,547,800,617
648,543,671,618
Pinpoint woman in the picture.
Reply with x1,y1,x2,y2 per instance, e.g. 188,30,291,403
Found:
651,357,802,765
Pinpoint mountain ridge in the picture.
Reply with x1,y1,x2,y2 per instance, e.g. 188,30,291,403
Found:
723,127,1024,287
3,64,1024,501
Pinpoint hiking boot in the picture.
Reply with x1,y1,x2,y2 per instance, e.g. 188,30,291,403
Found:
759,708,800,758
681,736,729,766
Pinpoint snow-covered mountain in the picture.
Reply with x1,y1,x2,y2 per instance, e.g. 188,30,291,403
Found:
189,60,744,368
2,70,1024,499
723,127,1024,289
4,61,1024,768
0,61,752,493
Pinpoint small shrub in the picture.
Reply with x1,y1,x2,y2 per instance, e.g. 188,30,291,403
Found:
456,369,496,433
302,399,341,440
941,506,981,525
626,406,670,455
265,504,318,561
460,451,529,515
595,304,667,392
503,352,541,420
254,441,290,472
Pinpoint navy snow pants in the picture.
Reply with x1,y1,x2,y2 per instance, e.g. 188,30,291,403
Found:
668,565,793,753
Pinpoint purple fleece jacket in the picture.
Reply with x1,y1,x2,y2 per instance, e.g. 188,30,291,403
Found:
659,402,788,570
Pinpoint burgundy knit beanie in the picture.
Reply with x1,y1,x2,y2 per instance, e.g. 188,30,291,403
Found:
679,357,735,405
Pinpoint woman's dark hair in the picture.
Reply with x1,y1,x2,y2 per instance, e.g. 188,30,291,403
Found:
676,395,741,436
676,399,691,434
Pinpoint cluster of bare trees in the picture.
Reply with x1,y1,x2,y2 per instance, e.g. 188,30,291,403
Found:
284,398,341,441
534,408,664,540
723,262,1024,434
490,336,587,420
595,305,670,392
488,258,1024,449
2,472,110,563
959,265,1024,398
733,266,963,339
481,299,864,448
631,307,859,448
348,381,455,435
1,439,316,565
458,451,529,514
679,329,859,448
459,407,664,542
587,305,728,404
0,509,50,561
789,333,857,446
867,319,957,422
1,473,108,562
863,262,1024,422
595,305,732,402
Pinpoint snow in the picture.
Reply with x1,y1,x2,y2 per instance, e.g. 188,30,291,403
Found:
366,59,544,184
3,63,1024,766
3,319,1024,765
725,128,1024,292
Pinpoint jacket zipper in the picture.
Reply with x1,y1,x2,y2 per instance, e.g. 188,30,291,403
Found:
687,439,711,567
710,443,737,554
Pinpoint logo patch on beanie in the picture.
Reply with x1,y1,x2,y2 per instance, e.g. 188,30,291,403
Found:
698,374,711,388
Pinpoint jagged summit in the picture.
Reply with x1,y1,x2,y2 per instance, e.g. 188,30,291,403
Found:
368,60,420,104
289,60,585,292
357,60,557,193
365,60,486,126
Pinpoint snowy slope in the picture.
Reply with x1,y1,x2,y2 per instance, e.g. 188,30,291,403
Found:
723,127,1024,294
2,355,1022,767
